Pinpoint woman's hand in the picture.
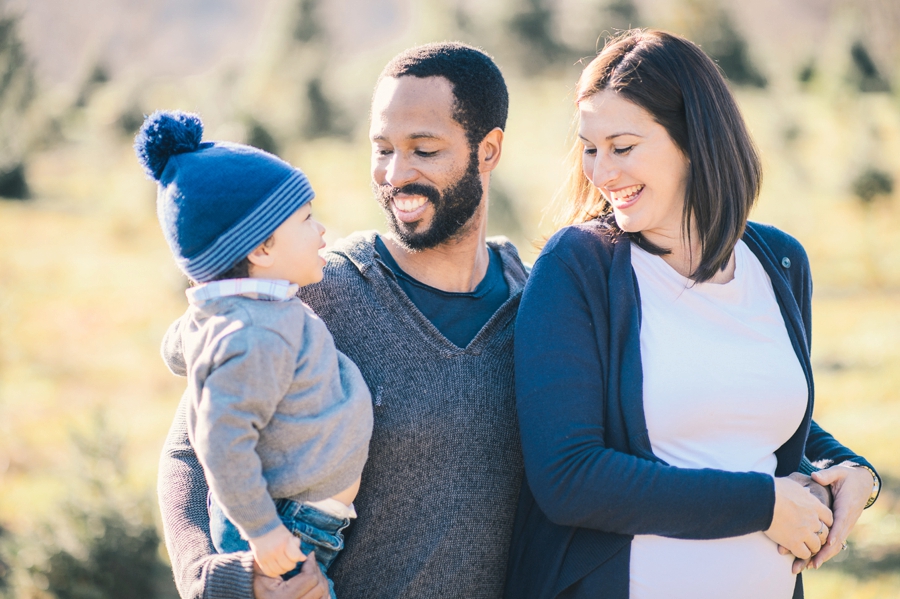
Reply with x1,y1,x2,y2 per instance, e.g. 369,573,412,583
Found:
253,553,330,599
779,473,832,573
806,463,875,569
765,476,833,560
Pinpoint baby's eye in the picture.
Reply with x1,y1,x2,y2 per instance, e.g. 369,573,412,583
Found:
613,145,634,155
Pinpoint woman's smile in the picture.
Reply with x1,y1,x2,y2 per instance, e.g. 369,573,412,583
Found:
608,183,645,209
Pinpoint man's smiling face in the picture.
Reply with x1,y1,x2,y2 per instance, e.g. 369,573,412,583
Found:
369,75,483,250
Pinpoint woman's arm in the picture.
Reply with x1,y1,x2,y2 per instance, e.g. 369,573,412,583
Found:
515,245,777,540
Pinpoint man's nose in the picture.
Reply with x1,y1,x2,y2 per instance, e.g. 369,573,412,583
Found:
384,153,417,189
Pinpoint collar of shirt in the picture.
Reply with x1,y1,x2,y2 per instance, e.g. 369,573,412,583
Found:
186,278,300,305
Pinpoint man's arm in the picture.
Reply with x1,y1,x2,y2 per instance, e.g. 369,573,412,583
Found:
158,374,331,599
158,390,257,599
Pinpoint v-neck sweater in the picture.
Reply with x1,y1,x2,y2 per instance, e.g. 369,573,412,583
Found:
505,218,878,599
157,231,530,599
373,234,509,348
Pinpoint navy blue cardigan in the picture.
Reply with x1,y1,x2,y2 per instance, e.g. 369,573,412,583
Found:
506,220,877,599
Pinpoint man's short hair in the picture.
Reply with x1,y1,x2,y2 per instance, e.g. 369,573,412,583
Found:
379,42,508,148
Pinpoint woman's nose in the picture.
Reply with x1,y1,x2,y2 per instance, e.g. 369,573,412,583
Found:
590,154,619,189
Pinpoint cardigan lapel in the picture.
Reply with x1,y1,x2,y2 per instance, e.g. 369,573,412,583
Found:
742,225,814,476
611,237,659,461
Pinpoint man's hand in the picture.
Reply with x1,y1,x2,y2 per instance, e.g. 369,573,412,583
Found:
253,552,330,599
807,463,874,569
765,476,833,560
249,524,306,578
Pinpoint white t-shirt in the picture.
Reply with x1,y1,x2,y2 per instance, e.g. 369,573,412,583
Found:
628,240,808,599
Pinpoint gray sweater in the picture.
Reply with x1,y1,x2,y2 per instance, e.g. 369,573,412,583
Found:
163,294,373,539
158,232,528,599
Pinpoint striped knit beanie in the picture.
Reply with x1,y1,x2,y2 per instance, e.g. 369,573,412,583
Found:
134,110,314,282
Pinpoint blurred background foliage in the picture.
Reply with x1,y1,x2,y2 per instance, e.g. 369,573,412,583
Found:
0,0,898,596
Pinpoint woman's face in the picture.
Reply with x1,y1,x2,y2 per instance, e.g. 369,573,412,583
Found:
579,90,690,244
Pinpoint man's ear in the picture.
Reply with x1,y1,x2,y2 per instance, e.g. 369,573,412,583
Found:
246,243,275,270
478,127,504,174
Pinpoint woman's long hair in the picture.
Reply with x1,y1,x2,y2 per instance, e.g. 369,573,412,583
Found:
552,29,762,283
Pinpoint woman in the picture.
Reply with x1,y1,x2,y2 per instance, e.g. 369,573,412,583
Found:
506,29,880,599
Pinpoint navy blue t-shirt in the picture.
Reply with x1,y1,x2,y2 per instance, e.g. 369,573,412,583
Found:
374,235,509,348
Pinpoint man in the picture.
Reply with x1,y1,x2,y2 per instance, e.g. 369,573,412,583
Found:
158,42,528,599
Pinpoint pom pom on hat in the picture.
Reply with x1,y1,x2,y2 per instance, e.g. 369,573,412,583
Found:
134,110,204,181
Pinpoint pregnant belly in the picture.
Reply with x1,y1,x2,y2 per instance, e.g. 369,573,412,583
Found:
629,532,796,599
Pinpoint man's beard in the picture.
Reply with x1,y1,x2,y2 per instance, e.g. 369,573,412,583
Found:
375,150,482,251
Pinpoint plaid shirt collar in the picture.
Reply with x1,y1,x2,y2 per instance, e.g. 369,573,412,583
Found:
186,278,299,305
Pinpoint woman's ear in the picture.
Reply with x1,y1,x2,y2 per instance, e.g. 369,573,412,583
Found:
246,242,275,270
478,127,504,174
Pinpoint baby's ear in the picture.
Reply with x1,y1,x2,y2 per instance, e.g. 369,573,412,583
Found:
246,243,275,269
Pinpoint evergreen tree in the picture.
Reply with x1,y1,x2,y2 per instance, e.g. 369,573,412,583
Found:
0,6,35,198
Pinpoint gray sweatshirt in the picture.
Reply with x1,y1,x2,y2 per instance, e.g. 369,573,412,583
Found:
158,232,528,599
163,294,373,540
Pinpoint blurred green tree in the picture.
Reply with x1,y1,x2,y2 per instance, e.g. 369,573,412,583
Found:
604,0,640,31
506,0,571,74
848,42,890,93
290,0,351,139
74,62,110,108
700,12,767,88
0,524,12,598
852,168,893,204
0,6,36,199
246,117,280,155
23,416,177,599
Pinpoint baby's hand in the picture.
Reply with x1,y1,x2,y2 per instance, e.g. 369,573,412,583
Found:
249,524,306,578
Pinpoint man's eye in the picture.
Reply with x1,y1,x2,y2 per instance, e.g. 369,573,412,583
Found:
375,148,393,156
415,150,438,157
613,145,634,155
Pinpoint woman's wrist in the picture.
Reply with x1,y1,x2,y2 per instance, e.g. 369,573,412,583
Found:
848,462,880,508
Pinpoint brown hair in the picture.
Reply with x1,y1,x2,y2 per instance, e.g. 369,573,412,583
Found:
553,29,762,282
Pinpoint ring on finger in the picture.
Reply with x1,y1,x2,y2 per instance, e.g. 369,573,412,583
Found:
816,522,827,537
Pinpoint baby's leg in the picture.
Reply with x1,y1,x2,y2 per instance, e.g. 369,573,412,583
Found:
276,499,353,598
208,494,251,553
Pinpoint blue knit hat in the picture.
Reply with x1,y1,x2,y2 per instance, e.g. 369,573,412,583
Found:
134,110,315,282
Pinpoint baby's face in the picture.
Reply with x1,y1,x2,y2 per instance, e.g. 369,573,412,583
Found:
263,202,326,286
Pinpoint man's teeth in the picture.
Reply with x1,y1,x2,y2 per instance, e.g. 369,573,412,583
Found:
611,184,644,202
395,197,427,212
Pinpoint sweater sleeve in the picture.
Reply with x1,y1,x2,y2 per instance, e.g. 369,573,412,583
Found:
162,314,188,377
189,326,297,540
515,246,775,540
158,391,256,599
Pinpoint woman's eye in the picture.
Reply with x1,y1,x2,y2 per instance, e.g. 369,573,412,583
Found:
583,147,597,156
613,145,634,155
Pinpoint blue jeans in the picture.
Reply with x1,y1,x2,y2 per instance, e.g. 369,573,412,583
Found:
209,496,349,599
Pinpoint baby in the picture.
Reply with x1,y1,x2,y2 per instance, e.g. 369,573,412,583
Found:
135,111,373,596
